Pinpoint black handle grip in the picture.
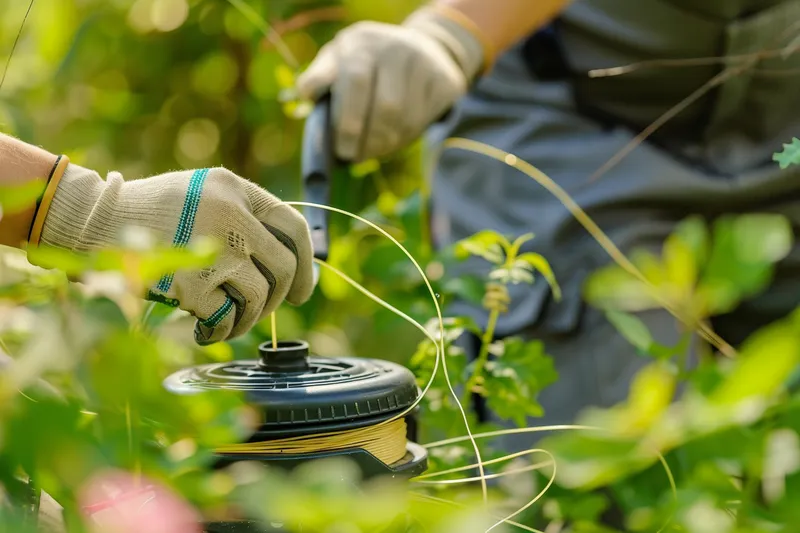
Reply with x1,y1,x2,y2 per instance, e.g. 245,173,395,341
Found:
301,94,332,262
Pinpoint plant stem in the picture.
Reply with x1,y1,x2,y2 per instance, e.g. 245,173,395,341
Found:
462,308,500,406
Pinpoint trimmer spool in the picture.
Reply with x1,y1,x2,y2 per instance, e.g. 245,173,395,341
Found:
163,340,428,532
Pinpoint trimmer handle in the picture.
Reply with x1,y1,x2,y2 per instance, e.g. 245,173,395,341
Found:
301,94,333,263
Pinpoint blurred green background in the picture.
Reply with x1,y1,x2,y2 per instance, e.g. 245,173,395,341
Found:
0,0,437,366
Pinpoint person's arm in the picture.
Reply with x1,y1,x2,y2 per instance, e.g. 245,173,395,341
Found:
432,0,572,69
432,0,570,59
297,0,573,162
0,133,62,248
0,133,315,346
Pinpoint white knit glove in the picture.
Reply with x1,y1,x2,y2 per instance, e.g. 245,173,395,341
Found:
35,165,314,345
296,6,489,162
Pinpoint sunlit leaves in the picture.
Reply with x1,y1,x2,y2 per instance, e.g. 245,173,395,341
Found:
700,214,792,316
622,363,677,434
27,235,218,284
583,258,660,312
584,214,794,322
515,252,561,300
455,230,508,264
773,137,800,169
456,230,560,311
232,458,496,533
710,309,800,407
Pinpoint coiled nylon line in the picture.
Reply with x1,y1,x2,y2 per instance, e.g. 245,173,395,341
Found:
215,418,409,466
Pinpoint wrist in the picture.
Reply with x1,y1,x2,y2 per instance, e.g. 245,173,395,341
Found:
403,4,495,82
37,164,107,252
27,155,70,247
0,134,62,249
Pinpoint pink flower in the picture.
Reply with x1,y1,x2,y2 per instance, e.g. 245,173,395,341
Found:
79,469,202,533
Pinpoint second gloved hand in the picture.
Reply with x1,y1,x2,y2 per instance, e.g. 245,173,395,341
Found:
35,165,314,345
296,6,488,162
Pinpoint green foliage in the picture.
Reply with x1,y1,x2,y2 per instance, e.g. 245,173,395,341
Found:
455,231,561,298
0,244,254,528
538,214,800,533
0,181,46,215
584,214,793,321
773,137,800,169
480,338,558,427
232,459,501,533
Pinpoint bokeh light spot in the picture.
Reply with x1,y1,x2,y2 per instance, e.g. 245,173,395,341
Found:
151,0,189,32
176,118,220,163
192,53,239,97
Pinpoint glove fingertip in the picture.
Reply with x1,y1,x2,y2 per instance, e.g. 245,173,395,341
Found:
193,300,237,346
284,285,314,308
194,321,221,346
285,258,316,307
296,47,338,101
296,75,331,102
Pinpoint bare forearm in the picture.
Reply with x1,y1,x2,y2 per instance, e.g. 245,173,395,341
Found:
0,133,59,248
436,0,571,57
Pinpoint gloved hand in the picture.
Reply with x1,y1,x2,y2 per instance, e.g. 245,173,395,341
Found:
33,164,314,345
296,5,490,162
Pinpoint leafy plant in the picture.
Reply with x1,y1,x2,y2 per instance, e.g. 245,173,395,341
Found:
774,137,800,169
411,230,561,466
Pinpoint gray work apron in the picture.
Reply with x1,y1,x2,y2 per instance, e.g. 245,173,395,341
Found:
427,0,800,444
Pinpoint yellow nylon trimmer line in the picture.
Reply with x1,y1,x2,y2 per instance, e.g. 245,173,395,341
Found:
214,418,409,466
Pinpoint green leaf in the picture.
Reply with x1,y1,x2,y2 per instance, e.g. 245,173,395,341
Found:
350,159,380,178
441,275,486,305
26,245,91,276
508,265,535,284
731,213,793,265
136,239,219,281
774,137,800,169
624,362,676,431
489,265,533,284
605,310,653,354
515,252,562,300
539,431,641,489
0,180,46,215
673,215,709,268
583,265,658,312
454,230,510,264
711,313,800,405
483,337,558,426
698,214,792,315
662,231,697,298
508,232,535,256
410,316,477,387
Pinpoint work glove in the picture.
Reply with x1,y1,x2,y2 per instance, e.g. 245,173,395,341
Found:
296,5,491,162
32,164,314,345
